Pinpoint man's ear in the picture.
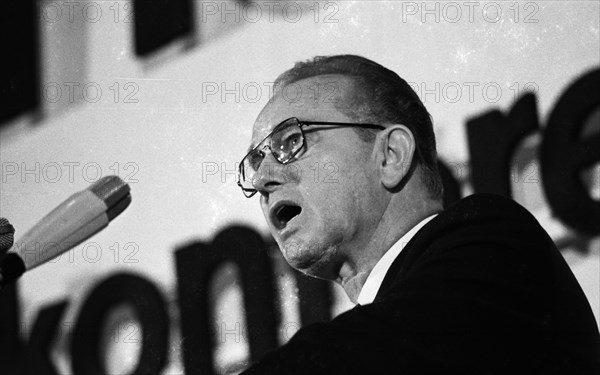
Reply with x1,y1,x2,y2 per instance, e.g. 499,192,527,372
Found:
377,125,415,189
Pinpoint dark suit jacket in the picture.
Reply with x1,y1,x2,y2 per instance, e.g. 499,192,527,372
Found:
242,194,600,374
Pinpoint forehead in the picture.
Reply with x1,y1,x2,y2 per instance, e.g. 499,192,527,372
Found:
250,75,356,145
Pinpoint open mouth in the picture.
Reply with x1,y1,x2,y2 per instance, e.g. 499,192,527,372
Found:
272,203,302,229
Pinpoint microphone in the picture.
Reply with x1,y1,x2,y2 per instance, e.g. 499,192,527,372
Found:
0,176,131,288
0,218,15,255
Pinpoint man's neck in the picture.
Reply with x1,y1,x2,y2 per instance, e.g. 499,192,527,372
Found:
336,198,443,303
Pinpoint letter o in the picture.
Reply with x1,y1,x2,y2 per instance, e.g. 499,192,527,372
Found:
242,2,262,23
83,162,102,182
42,162,62,183
43,2,62,23
442,2,462,23
483,82,502,103
44,82,62,103
82,82,102,103
282,2,302,23
242,82,262,103
71,273,169,375
82,2,102,23
482,2,502,23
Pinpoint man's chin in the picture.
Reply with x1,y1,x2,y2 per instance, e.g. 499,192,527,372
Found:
281,242,338,280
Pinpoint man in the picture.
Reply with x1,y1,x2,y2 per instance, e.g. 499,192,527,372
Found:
236,55,600,374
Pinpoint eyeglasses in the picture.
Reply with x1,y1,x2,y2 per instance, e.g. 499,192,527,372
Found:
237,117,385,197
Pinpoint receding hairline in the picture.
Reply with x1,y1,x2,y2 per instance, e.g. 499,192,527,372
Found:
248,74,375,153
271,73,375,122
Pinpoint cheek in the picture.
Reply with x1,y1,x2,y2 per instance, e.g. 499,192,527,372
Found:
339,158,383,223
301,160,375,221
349,171,381,220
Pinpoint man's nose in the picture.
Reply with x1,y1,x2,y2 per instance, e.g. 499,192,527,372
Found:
252,152,288,194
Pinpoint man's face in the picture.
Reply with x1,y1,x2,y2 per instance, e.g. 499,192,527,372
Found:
249,75,388,280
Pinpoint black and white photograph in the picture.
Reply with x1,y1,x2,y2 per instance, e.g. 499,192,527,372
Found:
1,1,599,373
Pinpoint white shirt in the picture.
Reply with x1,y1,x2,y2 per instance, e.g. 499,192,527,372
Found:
356,214,438,305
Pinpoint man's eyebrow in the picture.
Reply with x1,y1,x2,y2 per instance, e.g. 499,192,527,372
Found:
247,136,266,153
246,122,282,153
246,135,263,153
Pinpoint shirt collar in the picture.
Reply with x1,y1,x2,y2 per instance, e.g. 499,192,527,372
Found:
356,214,438,306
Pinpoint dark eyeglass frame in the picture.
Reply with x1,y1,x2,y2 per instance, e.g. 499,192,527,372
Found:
237,117,385,198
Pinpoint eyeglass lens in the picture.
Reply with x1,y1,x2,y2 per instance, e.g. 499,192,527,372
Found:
240,119,304,189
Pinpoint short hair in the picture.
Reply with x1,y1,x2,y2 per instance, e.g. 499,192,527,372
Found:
273,54,443,201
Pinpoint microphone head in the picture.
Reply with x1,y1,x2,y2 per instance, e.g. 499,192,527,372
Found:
89,176,132,221
0,218,15,254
